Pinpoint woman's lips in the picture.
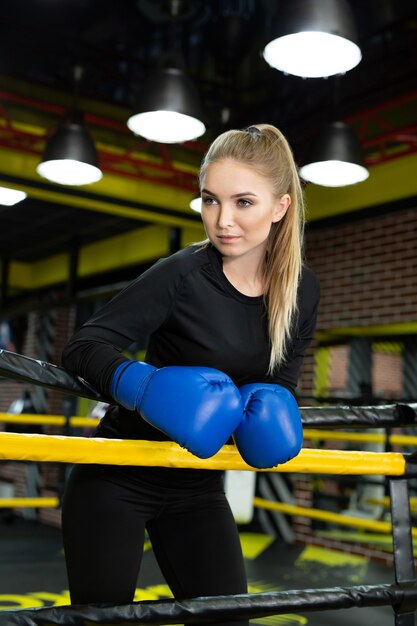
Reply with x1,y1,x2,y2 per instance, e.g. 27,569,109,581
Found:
217,235,240,243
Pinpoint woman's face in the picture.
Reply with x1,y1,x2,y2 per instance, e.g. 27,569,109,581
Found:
200,159,290,264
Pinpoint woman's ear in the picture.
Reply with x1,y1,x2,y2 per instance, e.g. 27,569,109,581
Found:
272,194,291,223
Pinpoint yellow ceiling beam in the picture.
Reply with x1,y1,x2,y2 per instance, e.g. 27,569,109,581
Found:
77,224,171,279
31,253,68,288
181,225,206,247
6,224,207,291
317,321,417,341
8,261,31,290
305,152,417,221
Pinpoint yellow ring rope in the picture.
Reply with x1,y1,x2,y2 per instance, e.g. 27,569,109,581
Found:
0,432,406,474
0,413,100,427
0,497,59,508
366,496,417,512
304,429,417,447
253,498,417,537
3,493,415,539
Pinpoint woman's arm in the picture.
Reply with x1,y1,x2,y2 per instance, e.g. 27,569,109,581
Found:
62,256,181,394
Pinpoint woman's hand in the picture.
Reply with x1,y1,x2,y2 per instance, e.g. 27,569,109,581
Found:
110,360,243,458
234,383,303,469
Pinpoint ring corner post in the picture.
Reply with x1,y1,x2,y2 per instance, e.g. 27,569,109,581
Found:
389,474,417,626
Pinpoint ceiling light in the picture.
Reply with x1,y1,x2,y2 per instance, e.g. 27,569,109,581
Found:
127,67,206,143
37,118,103,186
263,0,362,78
0,186,27,205
189,196,202,213
299,121,369,187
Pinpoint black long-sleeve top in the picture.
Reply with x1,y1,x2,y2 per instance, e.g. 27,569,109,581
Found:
62,242,320,442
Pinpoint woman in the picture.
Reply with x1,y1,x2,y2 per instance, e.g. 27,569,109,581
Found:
61,124,320,618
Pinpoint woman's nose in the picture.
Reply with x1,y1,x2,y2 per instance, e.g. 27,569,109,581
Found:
217,205,235,228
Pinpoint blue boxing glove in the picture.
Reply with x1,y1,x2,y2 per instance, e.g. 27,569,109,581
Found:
110,360,243,458
233,383,303,469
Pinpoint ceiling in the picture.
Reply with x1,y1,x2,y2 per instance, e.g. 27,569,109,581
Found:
1,0,417,310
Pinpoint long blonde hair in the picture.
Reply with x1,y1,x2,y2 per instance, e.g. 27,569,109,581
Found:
199,124,305,374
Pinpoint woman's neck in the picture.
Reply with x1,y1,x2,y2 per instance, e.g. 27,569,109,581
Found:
222,255,265,297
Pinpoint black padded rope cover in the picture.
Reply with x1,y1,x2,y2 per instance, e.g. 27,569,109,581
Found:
300,403,417,428
2,584,417,625
0,349,104,402
0,349,416,428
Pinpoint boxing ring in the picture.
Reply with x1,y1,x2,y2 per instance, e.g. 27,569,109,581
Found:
0,349,417,625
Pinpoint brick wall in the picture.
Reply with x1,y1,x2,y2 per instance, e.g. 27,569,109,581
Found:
320,344,403,398
298,206,417,395
373,351,403,398
305,206,417,331
297,342,317,398
48,305,77,416
329,345,349,393
0,305,76,413
0,305,76,527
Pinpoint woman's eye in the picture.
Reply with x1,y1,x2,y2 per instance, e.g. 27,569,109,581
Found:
238,199,252,207
202,196,217,205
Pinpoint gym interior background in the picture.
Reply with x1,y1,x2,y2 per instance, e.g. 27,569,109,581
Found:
1,0,417,598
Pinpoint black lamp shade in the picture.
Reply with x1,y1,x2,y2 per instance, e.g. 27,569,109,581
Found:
299,121,369,187
135,67,204,121
308,121,364,165
42,122,100,167
37,119,103,185
263,0,361,77
127,66,206,143
275,0,359,43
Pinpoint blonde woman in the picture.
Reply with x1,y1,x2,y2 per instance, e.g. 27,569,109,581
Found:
61,124,320,621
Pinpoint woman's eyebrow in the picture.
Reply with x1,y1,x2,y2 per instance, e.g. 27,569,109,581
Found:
201,188,258,198
201,188,217,197
231,192,258,198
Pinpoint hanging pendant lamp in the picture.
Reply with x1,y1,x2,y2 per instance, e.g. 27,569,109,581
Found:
189,196,202,213
37,114,103,186
127,67,206,143
0,186,27,205
263,0,362,78
299,121,369,187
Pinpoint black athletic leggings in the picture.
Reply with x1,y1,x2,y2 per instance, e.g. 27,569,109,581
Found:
62,463,248,625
